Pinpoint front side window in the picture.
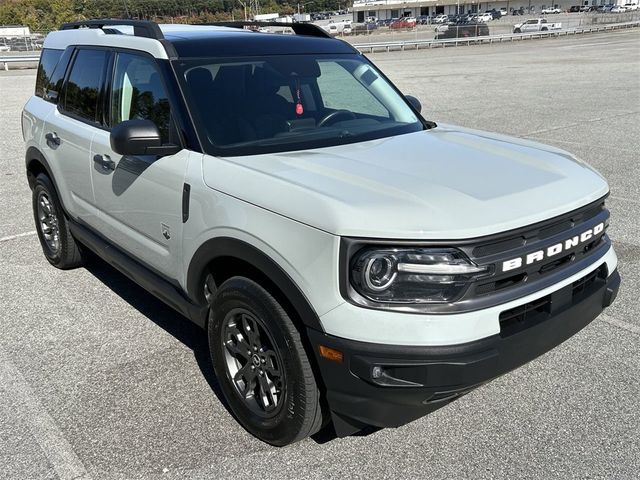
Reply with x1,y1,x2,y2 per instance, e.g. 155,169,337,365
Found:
110,52,172,142
63,49,109,123
174,54,423,156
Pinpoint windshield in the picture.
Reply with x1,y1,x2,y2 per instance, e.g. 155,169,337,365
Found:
173,54,425,156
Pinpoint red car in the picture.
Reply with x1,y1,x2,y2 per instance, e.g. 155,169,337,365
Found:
390,17,417,29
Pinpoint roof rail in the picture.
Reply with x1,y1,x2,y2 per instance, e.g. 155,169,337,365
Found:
60,19,164,40
203,21,332,39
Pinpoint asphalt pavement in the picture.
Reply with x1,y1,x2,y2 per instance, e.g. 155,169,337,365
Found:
1,29,639,480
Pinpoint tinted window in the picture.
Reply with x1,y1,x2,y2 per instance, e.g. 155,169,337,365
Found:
110,52,172,142
35,48,63,99
175,55,422,156
63,49,109,123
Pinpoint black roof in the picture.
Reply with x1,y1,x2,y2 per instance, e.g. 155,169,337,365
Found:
59,19,358,58
164,28,357,57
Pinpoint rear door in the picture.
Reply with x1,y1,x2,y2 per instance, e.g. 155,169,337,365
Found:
42,47,110,226
89,50,189,280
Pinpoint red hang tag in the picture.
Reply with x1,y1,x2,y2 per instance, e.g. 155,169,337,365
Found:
295,78,303,116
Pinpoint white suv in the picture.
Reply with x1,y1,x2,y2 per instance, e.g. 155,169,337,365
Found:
23,19,620,446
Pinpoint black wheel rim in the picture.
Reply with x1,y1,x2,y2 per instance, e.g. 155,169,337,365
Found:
221,308,286,418
36,191,60,254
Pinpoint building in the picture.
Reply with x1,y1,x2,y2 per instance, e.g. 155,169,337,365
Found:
0,25,31,36
351,0,616,21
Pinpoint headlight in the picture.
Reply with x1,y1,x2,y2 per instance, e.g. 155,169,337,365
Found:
350,247,489,304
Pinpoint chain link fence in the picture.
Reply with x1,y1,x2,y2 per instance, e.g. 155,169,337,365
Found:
340,11,640,43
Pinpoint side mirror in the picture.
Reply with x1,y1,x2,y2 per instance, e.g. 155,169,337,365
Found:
405,95,422,113
110,119,180,157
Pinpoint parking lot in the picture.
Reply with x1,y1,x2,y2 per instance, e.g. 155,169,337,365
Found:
1,29,639,479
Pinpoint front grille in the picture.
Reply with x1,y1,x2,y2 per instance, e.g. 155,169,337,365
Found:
463,198,609,300
499,295,551,337
499,264,608,337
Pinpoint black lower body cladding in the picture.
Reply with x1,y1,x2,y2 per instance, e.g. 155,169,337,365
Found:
309,269,620,436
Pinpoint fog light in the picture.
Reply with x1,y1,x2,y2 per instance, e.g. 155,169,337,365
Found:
372,366,383,379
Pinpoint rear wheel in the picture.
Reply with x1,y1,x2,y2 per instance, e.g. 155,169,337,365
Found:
208,277,324,446
32,174,83,269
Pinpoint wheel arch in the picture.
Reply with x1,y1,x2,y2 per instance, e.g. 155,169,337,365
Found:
26,147,59,195
187,236,324,333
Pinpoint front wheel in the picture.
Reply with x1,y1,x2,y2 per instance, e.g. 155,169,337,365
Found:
208,277,324,446
514,28,521,33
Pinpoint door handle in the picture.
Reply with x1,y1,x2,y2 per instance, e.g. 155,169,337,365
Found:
45,132,60,148
93,154,115,172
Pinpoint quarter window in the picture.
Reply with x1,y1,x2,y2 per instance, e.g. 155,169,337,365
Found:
35,48,62,99
110,52,172,142
62,49,108,123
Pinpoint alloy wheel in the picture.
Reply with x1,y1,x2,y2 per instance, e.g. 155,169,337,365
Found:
221,308,286,418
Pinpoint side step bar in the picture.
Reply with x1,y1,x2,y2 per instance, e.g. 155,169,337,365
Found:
69,220,208,327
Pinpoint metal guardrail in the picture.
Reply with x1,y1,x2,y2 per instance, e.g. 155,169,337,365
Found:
352,20,640,52
1,54,41,70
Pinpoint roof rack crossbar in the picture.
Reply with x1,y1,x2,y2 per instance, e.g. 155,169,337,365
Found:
60,19,164,40
201,21,332,39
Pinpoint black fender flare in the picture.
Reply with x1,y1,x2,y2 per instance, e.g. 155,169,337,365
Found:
26,146,57,191
186,237,324,332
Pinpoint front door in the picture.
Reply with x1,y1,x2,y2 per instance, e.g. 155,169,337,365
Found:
90,51,189,280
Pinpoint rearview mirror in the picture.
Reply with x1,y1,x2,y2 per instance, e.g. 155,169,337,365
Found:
405,95,422,113
110,119,180,157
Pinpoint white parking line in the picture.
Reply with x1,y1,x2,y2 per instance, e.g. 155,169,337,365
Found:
601,313,640,337
0,347,92,480
0,231,36,242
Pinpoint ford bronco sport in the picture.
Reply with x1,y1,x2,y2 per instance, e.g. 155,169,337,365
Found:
23,19,620,446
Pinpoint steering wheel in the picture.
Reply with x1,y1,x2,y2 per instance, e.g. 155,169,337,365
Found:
317,109,357,128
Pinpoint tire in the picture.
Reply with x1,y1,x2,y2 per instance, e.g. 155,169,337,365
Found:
32,174,83,269
208,277,324,446
541,27,548,31
514,28,521,33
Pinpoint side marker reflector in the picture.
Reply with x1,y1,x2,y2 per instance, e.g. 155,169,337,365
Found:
319,345,343,363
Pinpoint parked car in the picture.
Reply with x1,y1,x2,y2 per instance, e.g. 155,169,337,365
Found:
476,13,494,22
541,7,562,14
623,3,638,10
0,44,10,52
433,14,450,23
435,22,489,38
390,17,417,29
512,8,525,15
610,5,627,11
513,18,562,33
598,4,614,12
500,8,509,16
569,5,581,12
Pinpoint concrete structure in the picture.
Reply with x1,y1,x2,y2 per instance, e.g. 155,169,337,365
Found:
351,0,615,20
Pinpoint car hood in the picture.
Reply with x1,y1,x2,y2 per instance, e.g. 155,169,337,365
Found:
202,124,609,239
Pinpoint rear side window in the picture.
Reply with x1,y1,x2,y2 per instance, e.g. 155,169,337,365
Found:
62,49,109,123
35,48,63,99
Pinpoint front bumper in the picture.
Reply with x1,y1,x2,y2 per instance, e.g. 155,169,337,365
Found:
308,267,620,436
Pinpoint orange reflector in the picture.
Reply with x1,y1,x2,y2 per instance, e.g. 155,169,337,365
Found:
319,345,343,363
